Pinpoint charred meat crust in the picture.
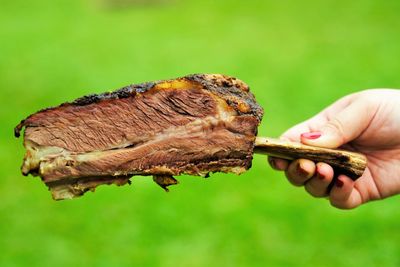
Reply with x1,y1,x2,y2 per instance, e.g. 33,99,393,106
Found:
14,74,263,138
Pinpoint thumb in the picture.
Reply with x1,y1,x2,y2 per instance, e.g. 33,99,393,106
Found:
300,99,373,149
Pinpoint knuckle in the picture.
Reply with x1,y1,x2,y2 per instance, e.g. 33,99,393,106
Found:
326,118,346,142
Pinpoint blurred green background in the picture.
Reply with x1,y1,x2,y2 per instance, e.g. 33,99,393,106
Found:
1,0,399,266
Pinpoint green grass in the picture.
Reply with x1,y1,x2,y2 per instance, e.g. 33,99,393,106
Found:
1,0,400,266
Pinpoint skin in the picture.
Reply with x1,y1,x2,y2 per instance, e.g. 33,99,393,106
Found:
268,89,400,209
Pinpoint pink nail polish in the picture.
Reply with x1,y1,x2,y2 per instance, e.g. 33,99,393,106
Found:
316,165,325,180
335,178,344,188
301,131,322,140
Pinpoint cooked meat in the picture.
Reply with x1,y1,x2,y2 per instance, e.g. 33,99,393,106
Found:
15,74,263,200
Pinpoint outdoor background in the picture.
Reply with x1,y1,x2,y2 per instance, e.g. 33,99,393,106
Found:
1,0,399,266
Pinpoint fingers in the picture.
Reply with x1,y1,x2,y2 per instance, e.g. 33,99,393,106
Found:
300,98,377,148
278,93,360,145
268,94,372,209
279,95,355,142
329,175,363,209
268,156,289,171
268,158,363,209
281,121,314,142
304,163,334,197
268,157,316,186
285,159,315,186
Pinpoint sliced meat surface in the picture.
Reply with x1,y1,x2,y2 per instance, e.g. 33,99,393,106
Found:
15,74,264,200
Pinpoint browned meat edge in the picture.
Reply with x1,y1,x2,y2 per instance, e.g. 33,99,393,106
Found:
14,74,263,138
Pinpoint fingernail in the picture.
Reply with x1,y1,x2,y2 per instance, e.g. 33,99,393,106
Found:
315,165,325,180
301,131,322,140
335,178,344,188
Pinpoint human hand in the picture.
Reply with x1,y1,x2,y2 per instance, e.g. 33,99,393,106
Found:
269,89,400,209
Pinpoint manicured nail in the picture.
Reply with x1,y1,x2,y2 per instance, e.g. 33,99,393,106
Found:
301,131,322,140
315,165,325,180
335,178,344,188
